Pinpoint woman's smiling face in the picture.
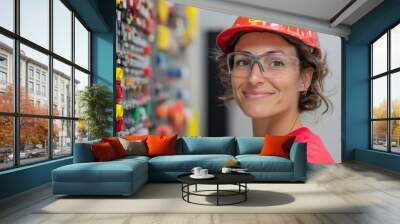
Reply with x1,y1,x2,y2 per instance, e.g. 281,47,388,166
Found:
231,32,310,118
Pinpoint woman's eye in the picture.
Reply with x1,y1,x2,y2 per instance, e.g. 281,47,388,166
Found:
235,60,250,67
271,60,284,67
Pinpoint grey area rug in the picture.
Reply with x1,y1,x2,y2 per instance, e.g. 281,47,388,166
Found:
37,183,363,214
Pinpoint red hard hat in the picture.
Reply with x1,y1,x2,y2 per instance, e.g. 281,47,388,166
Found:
216,17,321,57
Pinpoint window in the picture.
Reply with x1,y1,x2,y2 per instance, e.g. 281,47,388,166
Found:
0,35,13,113
371,23,400,154
0,0,91,170
28,67,34,80
0,54,7,87
42,85,46,97
36,83,40,95
0,71,6,85
0,54,7,67
0,0,13,32
35,70,41,81
28,81,34,94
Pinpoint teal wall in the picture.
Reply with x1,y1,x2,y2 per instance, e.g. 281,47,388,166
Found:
0,0,115,200
344,0,400,171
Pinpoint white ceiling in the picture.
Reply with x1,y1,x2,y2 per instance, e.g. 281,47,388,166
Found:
170,0,384,38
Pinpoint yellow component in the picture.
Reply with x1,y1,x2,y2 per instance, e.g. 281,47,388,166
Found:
186,108,200,136
157,0,168,24
116,67,123,81
184,6,198,44
116,104,124,119
116,0,122,6
157,25,171,50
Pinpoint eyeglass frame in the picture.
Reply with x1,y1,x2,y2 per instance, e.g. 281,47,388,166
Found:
226,51,303,78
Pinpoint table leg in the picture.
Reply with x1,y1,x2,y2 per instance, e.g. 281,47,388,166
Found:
245,183,247,201
217,184,219,206
195,184,197,192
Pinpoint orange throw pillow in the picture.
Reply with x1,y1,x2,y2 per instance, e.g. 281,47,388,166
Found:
101,137,127,158
91,142,117,161
146,135,177,157
259,134,296,159
124,135,148,141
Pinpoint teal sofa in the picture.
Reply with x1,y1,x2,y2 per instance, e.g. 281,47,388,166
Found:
52,137,307,196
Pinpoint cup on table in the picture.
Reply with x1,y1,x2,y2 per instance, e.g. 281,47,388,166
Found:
199,169,208,176
191,167,202,176
221,167,232,174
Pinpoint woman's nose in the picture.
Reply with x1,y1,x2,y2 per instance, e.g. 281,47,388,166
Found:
247,62,265,85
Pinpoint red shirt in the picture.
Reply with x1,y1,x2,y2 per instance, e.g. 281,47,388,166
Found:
288,127,335,164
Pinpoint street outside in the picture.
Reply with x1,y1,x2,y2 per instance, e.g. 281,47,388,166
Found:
0,146,71,170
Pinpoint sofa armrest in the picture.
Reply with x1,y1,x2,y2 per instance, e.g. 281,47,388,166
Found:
289,142,307,181
73,140,100,163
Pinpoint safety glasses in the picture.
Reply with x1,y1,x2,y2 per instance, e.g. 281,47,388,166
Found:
226,51,300,79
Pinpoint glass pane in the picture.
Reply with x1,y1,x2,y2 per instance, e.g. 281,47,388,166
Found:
74,69,89,118
372,121,388,151
20,44,49,115
0,116,14,170
20,117,49,165
0,0,14,31
53,0,72,60
75,120,88,143
74,17,89,70
372,33,387,76
391,72,400,118
53,119,72,157
53,59,72,117
391,120,400,153
0,34,14,112
372,77,387,119
20,0,49,49
391,24,400,70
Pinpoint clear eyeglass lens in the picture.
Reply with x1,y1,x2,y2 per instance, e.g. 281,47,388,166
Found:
228,52,298,78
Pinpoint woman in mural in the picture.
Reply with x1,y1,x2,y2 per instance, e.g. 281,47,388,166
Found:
216,17,334,164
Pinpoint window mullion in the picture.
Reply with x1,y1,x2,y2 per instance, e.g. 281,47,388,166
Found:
13,0,21,167
71,10,76,154
48,0,53,160
388,29,391,152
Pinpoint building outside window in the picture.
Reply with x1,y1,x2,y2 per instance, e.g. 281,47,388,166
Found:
0,0,91,170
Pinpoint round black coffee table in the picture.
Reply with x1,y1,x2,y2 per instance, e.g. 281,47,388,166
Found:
177,172,255,206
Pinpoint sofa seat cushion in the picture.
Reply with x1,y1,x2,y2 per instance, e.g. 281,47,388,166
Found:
52,159,147,183
180,137,235,155
149,154,235,172
236,155,293,172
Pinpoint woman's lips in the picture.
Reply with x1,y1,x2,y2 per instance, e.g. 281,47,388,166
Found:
242,90,275,99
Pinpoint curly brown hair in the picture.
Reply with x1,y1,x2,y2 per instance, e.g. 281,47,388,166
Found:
214,31,332,115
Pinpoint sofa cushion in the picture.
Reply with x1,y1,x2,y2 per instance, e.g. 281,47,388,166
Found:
147,135,177,157
260,135,296,159
91,142,118,161
119,138,147,156
149,154,235,172
52,158,147,183
236,155,293,172
235,137,264,155
73,139,100,163
101,137,127,158
180,137,235,155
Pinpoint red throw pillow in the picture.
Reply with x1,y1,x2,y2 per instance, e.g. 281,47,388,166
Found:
146,135,177,157
259,134,296,159
91,142,117,161
101,137,127,158
124,135,148,141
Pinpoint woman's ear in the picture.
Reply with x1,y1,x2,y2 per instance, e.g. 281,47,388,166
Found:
298,67,314,92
